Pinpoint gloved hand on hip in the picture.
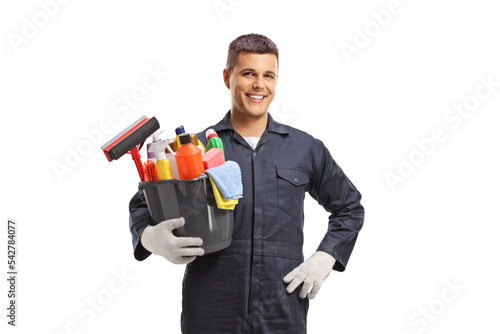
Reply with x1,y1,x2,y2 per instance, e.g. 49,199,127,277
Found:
283,251,336,299
141,217,204,264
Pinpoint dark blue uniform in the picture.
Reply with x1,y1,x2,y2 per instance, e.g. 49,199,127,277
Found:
129,111,364,333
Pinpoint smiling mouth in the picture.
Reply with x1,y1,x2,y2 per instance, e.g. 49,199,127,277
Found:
246,94,266,102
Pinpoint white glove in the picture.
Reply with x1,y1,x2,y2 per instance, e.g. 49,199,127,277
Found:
283,251,336,299
141,217,204,264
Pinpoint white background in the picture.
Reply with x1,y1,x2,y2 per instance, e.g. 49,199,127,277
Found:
1,0,499,333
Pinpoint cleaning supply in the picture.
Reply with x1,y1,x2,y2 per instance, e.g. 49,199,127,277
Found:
175,133,204,180
148,140,173,180
175,125,186,148
146,143,156,162
205,129,225,160
168,138,178,153
101,116,160,181
146,131,163,162
204,161,243,200
165,138,180,179
166,139,180,179
207,174,238,210
202,148,224,170
190,133,205,154
143,160,157,182
146,131,162,162
165,138,176,155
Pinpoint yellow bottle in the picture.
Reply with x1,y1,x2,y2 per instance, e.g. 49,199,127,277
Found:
155,158,173,180
148,139,173,180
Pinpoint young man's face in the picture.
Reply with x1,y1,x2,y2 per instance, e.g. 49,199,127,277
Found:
224,52,278,119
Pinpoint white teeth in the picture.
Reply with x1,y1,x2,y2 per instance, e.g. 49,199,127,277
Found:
248,94,264,100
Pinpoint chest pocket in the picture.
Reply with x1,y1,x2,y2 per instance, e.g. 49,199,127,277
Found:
276,167,310,218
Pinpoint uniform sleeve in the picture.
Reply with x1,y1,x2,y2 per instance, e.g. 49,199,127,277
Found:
129,190,153,261
308,139,365,272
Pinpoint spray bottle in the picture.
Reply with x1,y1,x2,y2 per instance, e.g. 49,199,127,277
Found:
205,129,225,160
148,140,173,180
175,133,204,180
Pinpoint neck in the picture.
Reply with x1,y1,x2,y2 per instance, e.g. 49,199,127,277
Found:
230,111,268,137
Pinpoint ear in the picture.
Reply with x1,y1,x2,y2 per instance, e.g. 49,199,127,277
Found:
223,68,231,89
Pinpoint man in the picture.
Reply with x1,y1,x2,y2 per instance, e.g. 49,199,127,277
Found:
129,33,364,333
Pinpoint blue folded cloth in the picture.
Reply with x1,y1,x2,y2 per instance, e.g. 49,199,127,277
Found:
205,161,243,200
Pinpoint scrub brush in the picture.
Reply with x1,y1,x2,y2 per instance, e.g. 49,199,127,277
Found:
143,160,157,182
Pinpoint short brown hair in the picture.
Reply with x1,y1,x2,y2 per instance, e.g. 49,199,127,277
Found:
226,33,279,73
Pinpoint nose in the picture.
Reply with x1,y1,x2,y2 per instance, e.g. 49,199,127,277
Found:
252,75,264,90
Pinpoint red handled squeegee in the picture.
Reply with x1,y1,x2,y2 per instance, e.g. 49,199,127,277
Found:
101,116,160,181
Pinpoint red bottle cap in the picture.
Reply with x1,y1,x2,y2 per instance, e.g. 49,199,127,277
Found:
206,129,219,140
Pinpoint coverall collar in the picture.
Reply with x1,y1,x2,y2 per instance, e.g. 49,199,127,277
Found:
212,110,290,134
213,110,289,151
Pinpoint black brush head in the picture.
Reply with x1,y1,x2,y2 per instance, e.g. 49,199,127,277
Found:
107,117,160,160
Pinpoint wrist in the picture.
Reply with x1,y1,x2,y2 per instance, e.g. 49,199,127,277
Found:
314,251,336,268
140,225,151,245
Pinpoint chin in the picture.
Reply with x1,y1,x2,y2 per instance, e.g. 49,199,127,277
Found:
246,109,268,118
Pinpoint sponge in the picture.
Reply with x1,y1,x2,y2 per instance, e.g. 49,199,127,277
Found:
203,148,224,170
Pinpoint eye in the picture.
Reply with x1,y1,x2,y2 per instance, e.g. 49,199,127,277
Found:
265,74,275,79
243,72,255,76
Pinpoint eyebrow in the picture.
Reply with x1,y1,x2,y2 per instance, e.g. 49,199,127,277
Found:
239,68,277,76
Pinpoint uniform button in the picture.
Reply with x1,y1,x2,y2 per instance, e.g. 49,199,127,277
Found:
294,178,299,183
253,152,257,156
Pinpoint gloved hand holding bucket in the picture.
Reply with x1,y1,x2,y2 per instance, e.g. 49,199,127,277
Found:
141,217,204,264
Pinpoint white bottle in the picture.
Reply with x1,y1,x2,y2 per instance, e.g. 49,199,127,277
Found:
165,138,180,179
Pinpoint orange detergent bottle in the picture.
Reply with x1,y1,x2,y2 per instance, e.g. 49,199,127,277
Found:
175,133,205,180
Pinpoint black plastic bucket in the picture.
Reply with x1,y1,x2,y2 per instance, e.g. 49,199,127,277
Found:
138,174,234,254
